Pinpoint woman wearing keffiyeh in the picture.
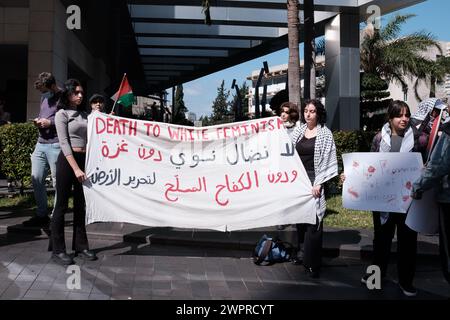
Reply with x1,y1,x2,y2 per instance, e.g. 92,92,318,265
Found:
364,100,427,297
290,99,338,278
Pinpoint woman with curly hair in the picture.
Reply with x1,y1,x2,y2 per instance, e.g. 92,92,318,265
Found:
290,99,338,278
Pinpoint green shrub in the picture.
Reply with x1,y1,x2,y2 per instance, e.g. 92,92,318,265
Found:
326,130,375,195
333,130,374,167
0,123,38,191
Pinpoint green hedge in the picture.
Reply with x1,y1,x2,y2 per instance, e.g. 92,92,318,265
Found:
333,130,374,168
0,123,38,190
326,130,375,195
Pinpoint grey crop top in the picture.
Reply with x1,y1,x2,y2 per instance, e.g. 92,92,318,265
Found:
55,109,88,157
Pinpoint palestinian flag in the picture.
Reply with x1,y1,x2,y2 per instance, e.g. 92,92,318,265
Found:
111,74,134,107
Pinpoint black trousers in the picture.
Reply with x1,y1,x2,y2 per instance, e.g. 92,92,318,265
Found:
295,171,323,270
296,216,323,270
439,203,450,284
50,152,89,254
372,212,417,287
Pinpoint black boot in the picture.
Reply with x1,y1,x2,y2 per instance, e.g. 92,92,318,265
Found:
292,248,304,265
52,252,74,265
75,249,97,261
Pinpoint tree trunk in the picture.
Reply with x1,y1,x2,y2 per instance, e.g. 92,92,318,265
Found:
430,75,436,98
287,0,301,107
303,0,316,100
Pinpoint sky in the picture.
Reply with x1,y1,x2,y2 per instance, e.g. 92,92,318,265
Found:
173,0,450,118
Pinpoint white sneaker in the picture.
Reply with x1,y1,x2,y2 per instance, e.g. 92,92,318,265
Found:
399,284,417,297
361,273,370,284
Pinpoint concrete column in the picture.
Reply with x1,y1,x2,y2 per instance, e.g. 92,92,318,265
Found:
27,0,62,119
27,0,110,118
325,13,360,130
0,7,29,44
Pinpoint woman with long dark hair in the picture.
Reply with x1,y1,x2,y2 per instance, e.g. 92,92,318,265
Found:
363,100,427,296
50,78,97,265
290,99,338,278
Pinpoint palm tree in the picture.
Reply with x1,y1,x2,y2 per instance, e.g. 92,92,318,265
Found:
360,14,441,94
303,0,316,100
287,0,301,106
414,55,450,100
173,84,188,124
200,1,302,107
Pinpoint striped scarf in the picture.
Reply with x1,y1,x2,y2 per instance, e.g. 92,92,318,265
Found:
412,98,438,122
412,98,439,132
291,123,338,221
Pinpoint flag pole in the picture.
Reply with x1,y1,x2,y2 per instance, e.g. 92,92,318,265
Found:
425,108,444,164
111,73,127,115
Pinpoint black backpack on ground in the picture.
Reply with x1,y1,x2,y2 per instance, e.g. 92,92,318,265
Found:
253,234,293,266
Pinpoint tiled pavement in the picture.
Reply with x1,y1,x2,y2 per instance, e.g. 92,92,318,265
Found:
0,183,448,301
0,232,449,300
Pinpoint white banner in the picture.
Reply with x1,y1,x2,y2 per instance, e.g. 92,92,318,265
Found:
406,190,440,235
342,153,423,213
83,113,317,231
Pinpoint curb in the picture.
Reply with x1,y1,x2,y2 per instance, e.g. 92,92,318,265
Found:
2,224,441,262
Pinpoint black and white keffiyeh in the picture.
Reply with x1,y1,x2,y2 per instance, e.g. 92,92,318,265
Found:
291,123,338,220
412,98,438,122
412,98,440,132
284,120,300,138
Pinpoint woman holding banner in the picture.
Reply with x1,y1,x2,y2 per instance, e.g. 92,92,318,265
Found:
50,78,97,265
290,99,338,278
362,100,427,296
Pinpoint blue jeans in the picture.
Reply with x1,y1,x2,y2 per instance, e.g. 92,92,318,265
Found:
31,142,60,217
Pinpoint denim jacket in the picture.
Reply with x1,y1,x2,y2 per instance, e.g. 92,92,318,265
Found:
412,128,450,203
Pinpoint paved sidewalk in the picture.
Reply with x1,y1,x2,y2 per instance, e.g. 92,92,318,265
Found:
0,232,448,300
0,208,448,300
